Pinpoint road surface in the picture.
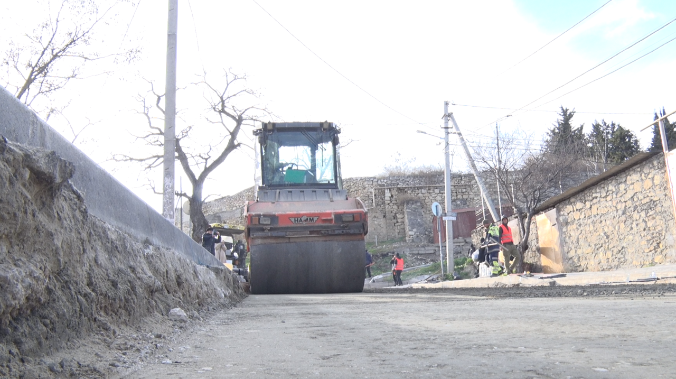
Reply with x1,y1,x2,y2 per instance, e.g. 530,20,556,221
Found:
132,285,676,378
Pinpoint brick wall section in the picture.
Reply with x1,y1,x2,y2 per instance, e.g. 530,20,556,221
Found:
555,154,676,271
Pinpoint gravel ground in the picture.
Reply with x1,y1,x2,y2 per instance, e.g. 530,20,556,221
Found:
126,283,676,378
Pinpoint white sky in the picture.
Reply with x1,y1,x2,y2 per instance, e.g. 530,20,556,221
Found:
2,0,676,212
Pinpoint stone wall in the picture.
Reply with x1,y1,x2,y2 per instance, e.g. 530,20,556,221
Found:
202,187,255,227
404,200,428,243
343,172,505,243
200,172,508,245
554,154,676,271
198,155,676,273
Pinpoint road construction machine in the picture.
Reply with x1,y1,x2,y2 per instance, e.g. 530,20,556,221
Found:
245,122,368,294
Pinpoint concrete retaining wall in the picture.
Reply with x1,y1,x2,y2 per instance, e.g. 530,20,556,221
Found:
0,86,220,267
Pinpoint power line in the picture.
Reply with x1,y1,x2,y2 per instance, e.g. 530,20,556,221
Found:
117,0,141,60
187,0,206,74
451,102,651,115
534,34,676,109
251,0,424,126
477,15,676,131
503,0,613,73
514,15,676,115
104,0,141,87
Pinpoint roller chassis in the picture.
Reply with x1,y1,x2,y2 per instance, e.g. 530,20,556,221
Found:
246,192,367,294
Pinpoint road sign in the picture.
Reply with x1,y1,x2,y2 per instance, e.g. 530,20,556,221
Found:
431,202,442,216
443,216,456,221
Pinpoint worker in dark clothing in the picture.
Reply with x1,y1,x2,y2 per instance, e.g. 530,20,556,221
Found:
390,253,404,286
477,239,487,264
365,250,374,278
499,216,522,275
234,239,247,268
482,219,502,276
201,227,221,256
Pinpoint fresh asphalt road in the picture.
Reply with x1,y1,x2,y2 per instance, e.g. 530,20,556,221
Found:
133,285,676,378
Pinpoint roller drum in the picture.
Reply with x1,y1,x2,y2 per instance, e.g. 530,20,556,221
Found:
249,239,366,294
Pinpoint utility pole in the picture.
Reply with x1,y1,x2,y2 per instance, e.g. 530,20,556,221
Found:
496,123,502,218
496,123,501,170
162,0,178,222
443,101,454,276
448,113,500,222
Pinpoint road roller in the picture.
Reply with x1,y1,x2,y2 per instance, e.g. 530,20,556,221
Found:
245,122,368,294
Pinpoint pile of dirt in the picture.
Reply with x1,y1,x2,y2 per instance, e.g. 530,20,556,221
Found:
0,139,246,377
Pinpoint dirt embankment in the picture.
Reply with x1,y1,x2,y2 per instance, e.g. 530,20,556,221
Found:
0,139,245,377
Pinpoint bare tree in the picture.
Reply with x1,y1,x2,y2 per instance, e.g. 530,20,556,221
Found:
475,130,579,260
116,71,267,242
1,0,138,136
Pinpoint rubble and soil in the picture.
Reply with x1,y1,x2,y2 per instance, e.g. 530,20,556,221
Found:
0,139,245,378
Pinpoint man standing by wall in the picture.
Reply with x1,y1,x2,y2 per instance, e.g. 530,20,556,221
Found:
499,217,521,274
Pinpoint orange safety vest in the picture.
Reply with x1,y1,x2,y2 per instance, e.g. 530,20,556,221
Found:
500,224,514,244
394,257,404,271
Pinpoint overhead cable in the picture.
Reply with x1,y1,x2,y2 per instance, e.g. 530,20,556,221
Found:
513,15,676,115
187,0,206,74
476,15,676,131
251,0,424,126
452,102,651,115
534,34,676,109
503,0,613,73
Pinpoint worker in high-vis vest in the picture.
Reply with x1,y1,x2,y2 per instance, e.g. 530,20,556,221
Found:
482,219,502,276
499,216,522,275
390,253,404,286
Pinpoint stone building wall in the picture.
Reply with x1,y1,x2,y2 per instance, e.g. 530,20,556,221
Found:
199,172,507,245
555,154,676,271
344,172,505,244
196,155,676,273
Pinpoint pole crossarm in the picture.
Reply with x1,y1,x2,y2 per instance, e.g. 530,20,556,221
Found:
640,109,676,132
